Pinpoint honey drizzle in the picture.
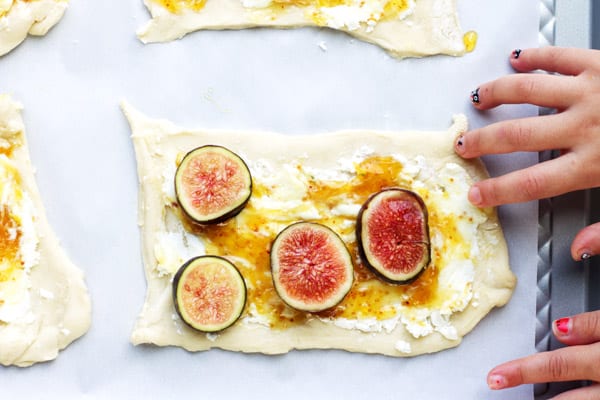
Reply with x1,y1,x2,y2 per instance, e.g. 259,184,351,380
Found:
0,205,22,283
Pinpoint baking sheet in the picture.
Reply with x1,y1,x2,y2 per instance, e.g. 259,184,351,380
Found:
0,1,539,398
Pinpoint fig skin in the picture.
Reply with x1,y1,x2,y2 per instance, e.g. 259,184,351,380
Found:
172,256,247,333
270,222,354,313
356,188,431,285
174,145,253,225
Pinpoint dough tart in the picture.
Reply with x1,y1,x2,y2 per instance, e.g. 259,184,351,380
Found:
0,94,90,367
138,0,468,59
123,101,515,357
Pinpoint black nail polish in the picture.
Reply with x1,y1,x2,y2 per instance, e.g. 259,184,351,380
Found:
512,49,522,59
470,88,480,104
581,253,592,260
456,135,464,147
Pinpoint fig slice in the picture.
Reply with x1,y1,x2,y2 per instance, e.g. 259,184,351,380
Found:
175,145,252,224
270,222,354,313
357,188,430,284
173,256,247,333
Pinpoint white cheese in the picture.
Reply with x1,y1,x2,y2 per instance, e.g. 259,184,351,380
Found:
395,340,412,354
153,231,205,276
39,288,55,300
205,333,219,342
330,203,361,218
241,0,272,8
332,316,398,334
242,303,271,327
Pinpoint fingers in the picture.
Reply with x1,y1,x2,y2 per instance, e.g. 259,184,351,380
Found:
509,47,600,76
465,154,583,207
471,73,580,110
571,222,600,261
553,384,600,400
487,342,600,389
455,113,569,158
552,311,600,346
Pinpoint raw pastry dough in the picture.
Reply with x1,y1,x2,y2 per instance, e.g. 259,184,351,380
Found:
138,0,467,59
123,101,516,357
0,0,68,56
0,95,90,367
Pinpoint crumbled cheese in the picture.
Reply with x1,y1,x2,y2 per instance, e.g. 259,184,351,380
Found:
241,0,272,8
39,288,55,300
395,340,412,354
242,303,271,327
154,231,205,276
206,333,219,342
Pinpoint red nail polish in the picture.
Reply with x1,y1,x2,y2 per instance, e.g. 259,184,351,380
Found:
488,374,507,390
555,318,570,335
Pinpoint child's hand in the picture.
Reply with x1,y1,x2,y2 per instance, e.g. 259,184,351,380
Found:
455,47,600,260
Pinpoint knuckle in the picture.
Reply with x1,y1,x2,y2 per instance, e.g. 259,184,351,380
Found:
519,171,545,201
503,121,533,148
578,311,600,337
545,353,570,381
514,78,538,100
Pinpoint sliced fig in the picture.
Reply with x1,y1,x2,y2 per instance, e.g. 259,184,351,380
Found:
175,145,252,224
357,188,430,284
173,256,247,333
270,222,354,313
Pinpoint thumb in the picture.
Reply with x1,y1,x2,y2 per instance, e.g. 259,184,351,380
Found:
571,221,600,261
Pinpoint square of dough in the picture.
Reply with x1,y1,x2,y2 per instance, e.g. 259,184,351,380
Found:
138,0,467,59
123,101,515,357
0,94,90,367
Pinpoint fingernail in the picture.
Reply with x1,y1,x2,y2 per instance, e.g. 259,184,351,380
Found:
581,252,593,260
455,135,465,152
553,318,571,336
468,186,482,206
488,374,508,390
470,88,480,104
512,49,522,59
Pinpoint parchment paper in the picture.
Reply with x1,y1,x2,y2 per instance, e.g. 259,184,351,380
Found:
0,0,539,398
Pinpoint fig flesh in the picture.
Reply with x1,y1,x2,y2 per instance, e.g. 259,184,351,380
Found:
357,188,430,284
173,256,247,333
270,222,354,312
175,145,252,224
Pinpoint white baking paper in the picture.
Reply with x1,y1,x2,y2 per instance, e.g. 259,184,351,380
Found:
0,1,539,398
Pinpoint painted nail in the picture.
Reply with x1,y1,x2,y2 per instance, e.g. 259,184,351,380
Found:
470,88,480,104
554,318,571,336
456,135,465,148
581,252,593,260
488,374,508,390
512,49,522,59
